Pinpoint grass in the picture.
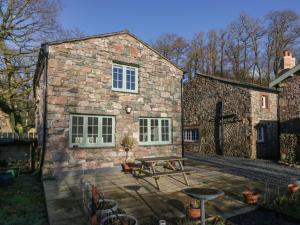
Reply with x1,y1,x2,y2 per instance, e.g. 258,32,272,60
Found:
0,174,48,225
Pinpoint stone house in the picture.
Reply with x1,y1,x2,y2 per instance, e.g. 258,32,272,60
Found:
0,110,13,133
270,50,300,163
183,74,279,159
34,30,183,177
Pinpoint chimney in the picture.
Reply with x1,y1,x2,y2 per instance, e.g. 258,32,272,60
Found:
280,50,296,71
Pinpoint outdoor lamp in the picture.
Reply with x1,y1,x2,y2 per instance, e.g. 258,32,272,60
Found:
125,105,132,114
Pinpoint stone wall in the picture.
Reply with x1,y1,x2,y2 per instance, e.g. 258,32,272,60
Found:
278,74,300,163
280,134,300,163
183,74,278,159
0,110,13,132
183,75,253,158
250,90,278,159
37,33,183,176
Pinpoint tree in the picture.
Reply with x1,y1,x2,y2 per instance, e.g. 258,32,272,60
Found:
151,33,188,67
0,0,82,132
266,10,300,77
185,32,206,79
207,30,218,75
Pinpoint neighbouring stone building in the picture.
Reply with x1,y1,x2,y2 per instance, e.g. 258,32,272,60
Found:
34,30,183,177
183,74,279,159
0,110,13,133
270,50,300,164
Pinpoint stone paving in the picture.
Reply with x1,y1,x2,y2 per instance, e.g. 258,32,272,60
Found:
186,153,300,186
43,158,272,225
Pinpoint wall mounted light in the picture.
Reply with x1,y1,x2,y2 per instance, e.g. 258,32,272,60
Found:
125,105,132,114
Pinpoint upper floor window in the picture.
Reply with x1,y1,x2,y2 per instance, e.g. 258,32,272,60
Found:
184,129,199,142
112,63,138,93
139,118,171,145
257,126,265,143
69,114,115,148
261,95,268,109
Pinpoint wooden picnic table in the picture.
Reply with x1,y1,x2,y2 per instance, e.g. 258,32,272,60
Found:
135,156,194,190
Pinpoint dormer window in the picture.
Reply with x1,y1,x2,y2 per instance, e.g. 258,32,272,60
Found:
112,63,138,93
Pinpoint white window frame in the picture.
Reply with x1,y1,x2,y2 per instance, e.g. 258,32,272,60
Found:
139,118,172,145
257,126,265,143
184,129,199,142
261,96,268,109
112,63,138,93
69,114,115,148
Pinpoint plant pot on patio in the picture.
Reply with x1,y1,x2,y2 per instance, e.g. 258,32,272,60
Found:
187,200,201,219
121,163,135,173
288,184,299,193
100,214,138,225
242,191,259,204
88,199,119,218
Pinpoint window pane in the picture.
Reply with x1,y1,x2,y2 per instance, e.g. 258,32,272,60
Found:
126,67,136,91
184,129,199,142
113,65,123,89
87,117,98,144
71,116,84,144
161,119,170,141
139,119,148,142
102,117,113,143
151,119,159,141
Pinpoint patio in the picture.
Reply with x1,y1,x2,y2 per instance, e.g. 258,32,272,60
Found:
43,158,267,225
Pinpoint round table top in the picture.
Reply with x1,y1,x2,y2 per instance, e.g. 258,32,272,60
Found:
183,188,224,201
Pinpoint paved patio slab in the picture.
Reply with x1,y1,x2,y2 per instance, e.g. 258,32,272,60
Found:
43,158,267,225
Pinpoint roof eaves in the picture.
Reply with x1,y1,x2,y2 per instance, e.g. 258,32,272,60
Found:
196,73,279,93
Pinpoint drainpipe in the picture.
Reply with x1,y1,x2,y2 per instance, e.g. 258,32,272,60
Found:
181,73,185,158
39,45,49,178
276,89,281,160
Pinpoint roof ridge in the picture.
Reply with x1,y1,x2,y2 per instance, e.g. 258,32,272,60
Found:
194,73,278,93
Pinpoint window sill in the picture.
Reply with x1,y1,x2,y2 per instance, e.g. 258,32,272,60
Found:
70,145,115,149
112,88,139,94
184,141,199,144
139,143,172,147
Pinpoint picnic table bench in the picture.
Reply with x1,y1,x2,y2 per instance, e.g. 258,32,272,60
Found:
135,156,195,190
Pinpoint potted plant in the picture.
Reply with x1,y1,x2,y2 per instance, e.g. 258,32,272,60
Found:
88,185,118,220
187,199,201,219
242,185,259,204
100,214,138,225
288,183,299,193
121,135,135,173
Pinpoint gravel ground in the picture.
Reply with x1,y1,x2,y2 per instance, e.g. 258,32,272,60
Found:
186,153,300,187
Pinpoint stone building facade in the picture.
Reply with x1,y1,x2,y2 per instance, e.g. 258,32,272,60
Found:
0,110,13,133
270,52,300,163
183,74,279,159
34,30,183,177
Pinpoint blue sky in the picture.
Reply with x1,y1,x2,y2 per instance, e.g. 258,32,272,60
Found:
60,0,300,42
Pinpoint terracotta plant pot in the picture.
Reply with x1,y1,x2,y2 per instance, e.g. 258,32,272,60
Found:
242,191,259,204
122,163,135,173
188,207,201,219
288,184,299,193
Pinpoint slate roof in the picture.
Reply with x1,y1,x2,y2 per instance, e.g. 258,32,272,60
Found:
269,64,300,87
195,73,279,93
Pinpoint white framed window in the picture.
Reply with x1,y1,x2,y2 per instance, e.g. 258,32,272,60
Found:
257,126,265,143
184,129,199,142
261,95,268,109
139,118,171,145
112,63,138,93
69,114,115,148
